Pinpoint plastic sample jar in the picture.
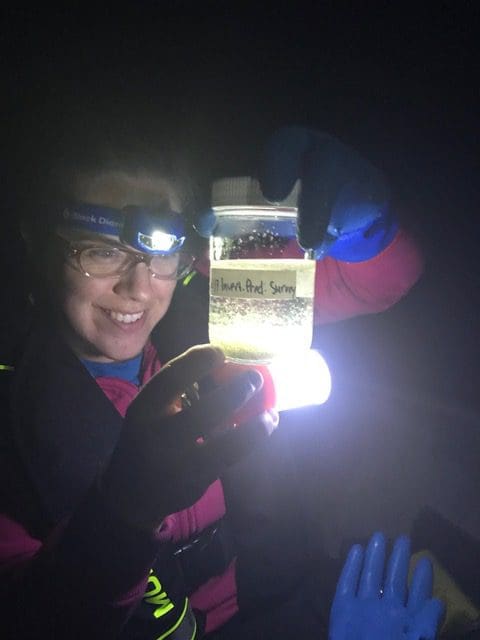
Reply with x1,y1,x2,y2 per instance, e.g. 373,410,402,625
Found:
209,176,315,364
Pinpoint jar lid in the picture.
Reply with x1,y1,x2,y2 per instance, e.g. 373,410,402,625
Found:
211,176,300,208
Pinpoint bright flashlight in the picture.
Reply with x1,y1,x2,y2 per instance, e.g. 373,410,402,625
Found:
211,349,331,425
268,349,331,412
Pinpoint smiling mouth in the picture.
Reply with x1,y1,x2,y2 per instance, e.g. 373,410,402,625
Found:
104,309,145,324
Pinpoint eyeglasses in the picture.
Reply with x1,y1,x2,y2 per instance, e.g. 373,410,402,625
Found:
65,243,194,280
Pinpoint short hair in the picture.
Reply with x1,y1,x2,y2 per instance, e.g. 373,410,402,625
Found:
21,137,197,244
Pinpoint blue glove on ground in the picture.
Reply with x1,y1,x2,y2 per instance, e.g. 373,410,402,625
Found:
196,127,398,261
329,532,445,640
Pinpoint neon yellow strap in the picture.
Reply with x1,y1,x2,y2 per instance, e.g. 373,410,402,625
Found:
0,364,14,371
155,597,197,640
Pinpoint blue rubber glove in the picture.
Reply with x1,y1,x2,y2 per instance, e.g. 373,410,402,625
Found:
260,126,397,260
329,532,445,640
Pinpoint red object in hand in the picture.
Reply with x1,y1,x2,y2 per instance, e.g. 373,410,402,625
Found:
211,361,276,426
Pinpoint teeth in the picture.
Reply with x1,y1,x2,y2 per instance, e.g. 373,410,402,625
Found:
109,310,144,324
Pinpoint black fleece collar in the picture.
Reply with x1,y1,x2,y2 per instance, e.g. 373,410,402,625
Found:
10,321,124,526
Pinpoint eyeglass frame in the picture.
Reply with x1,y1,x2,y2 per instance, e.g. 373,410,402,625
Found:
62,239,195,281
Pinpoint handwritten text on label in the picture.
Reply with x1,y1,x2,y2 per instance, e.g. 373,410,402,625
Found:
210,268,298,300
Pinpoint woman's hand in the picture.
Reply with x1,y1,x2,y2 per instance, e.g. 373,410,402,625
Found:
100,344,274,531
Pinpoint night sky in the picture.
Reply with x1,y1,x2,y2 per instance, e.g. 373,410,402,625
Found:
2,3,479,552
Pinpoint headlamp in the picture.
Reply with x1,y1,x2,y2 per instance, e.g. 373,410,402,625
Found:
121,206,186,254
57,203,187,255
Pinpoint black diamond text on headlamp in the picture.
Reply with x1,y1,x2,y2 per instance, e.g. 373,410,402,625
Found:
121,206,186,255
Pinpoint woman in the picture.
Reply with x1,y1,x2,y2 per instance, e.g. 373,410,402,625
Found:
0,129,424,638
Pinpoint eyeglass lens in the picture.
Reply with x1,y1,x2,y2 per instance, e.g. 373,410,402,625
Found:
78,246,189,278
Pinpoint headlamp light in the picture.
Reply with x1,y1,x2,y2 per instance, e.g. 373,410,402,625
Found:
121,206,186,254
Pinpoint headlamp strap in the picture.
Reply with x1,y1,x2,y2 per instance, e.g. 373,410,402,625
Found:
59,204,123,237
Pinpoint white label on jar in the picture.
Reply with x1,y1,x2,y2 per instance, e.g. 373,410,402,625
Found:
210,260,315,300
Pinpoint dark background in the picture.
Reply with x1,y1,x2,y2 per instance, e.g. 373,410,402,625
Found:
2,1,479,564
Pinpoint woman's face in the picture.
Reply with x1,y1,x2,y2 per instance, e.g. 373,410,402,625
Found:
56,171,182,362
59,238,177,362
